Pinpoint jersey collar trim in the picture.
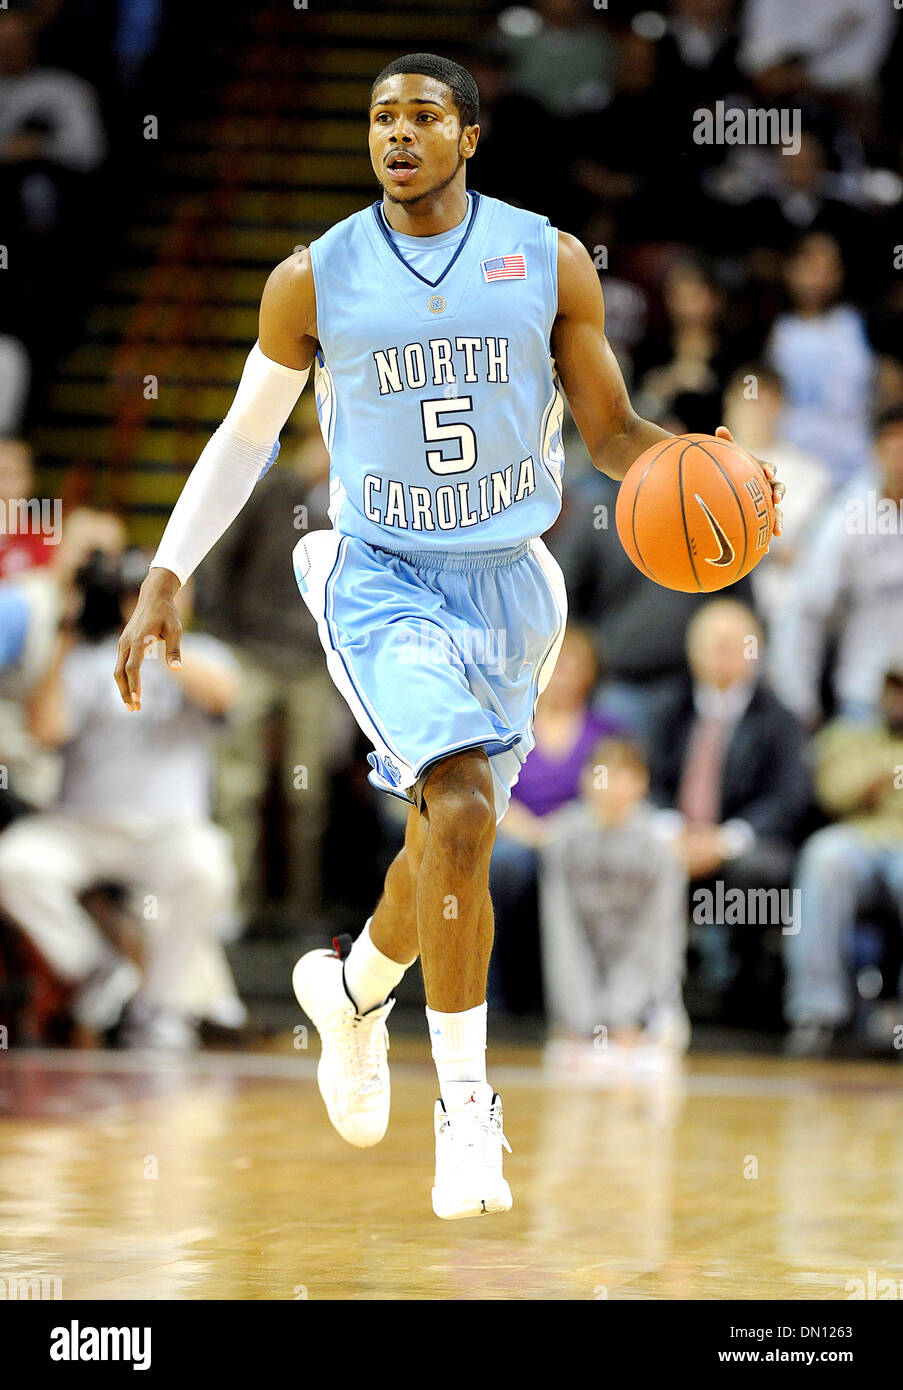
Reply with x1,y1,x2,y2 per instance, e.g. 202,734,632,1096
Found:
370,191,482,289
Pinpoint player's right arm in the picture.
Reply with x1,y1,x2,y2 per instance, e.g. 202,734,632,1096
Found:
258,247,319,369
114,250,319,711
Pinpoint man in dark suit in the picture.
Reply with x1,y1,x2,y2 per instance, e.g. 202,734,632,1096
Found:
648,600,812,1022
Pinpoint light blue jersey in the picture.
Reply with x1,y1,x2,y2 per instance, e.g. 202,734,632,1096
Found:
295,190,570,816
309,191,565,555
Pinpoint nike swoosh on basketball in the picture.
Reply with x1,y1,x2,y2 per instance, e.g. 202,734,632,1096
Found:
694,494,735,566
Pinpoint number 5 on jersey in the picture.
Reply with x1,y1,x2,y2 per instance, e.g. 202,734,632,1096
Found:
421,396,477,475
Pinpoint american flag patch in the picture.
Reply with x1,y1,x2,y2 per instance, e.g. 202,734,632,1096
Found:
481,255,527,282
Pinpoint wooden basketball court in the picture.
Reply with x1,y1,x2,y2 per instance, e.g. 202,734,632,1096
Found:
1,1041,901,1300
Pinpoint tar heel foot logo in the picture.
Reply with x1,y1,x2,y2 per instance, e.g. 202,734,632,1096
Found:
50,1321,151,1371
695,494,734,567
382,755,402,785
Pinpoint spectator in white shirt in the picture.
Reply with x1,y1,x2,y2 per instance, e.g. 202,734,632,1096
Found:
0,10,106,173
721,362,832,623
770,406,903,729
0,8,106,248
740,0,896,96
766,231,874,489
0,550,243,1048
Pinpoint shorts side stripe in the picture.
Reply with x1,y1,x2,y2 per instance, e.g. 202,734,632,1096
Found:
322,536,413,778
526,537,568,735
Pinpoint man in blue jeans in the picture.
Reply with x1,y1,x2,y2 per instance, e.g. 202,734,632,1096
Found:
786,664,903,1054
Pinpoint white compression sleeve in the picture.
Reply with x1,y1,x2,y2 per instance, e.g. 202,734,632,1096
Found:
150,342,311,585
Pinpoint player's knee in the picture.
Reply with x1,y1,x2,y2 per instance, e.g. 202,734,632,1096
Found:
423,753,496,856
429,791,495,860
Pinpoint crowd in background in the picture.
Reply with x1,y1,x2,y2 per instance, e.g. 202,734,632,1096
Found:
1,0,903,1064
0,0,231,431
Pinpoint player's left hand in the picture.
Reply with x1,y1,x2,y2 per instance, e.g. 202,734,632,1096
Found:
715,425,784,539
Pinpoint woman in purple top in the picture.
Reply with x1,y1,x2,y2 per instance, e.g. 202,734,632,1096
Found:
489,624,621,1012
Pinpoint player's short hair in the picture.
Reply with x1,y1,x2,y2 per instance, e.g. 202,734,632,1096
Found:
370,53,479,130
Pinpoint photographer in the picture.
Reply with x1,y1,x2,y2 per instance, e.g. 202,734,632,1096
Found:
0,546,244,1047
0,506,125,823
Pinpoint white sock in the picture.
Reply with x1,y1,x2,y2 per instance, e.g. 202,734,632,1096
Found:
343,919,411,1013
426,1001,489,1112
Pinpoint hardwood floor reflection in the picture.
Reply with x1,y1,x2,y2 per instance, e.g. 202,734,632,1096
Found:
1,1044,901,1299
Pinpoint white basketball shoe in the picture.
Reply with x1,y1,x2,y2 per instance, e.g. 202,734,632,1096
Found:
431,1083,513,1220
292,934,394,1148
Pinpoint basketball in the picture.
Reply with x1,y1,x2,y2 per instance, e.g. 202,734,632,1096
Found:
615,434,775,593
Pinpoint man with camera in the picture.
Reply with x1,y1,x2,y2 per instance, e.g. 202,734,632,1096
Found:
0,540,243,1046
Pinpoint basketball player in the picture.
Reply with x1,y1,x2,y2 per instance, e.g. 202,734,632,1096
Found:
114,54,784,1220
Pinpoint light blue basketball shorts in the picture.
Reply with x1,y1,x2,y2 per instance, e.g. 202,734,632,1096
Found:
292,530,567,821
